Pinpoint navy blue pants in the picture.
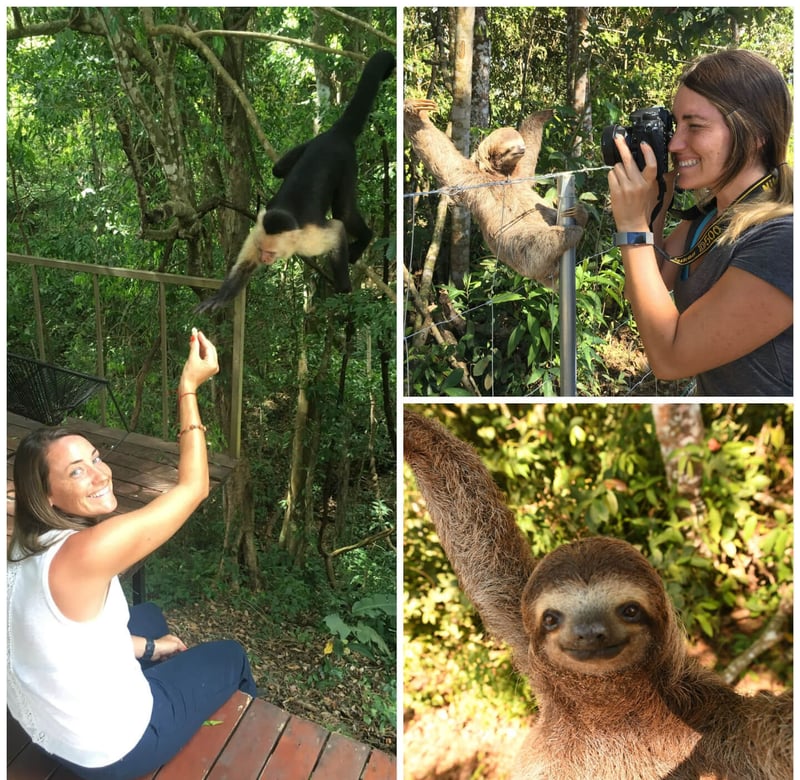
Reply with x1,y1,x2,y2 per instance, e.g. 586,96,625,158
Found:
56,602,258,780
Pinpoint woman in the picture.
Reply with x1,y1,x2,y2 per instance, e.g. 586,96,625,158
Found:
608,49,792,395
7,329,257,780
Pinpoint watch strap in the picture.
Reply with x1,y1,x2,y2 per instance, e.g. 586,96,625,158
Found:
613,231,654,247
142,637,156,662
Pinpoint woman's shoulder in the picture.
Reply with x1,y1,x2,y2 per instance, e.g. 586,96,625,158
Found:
730,213,793,294
745,212,793,236
9,529,77,564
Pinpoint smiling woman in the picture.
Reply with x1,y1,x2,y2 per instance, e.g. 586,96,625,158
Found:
608,49,793,395
45,437,118,517
6,330,258,780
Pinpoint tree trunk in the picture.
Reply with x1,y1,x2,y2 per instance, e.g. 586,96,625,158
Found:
566,7,591,157
280,289,312,564
651,403,705,518
448,6,475,287
471,8,491,129
215,8,262,589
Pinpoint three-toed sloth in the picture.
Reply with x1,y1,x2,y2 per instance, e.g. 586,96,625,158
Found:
404,410,792,780
404,99,588,286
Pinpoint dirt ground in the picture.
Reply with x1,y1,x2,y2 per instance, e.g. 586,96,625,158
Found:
162,595,396,754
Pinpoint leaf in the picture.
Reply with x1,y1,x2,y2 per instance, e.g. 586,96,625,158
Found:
490,291,525,304
203,720,223,727
323,613,351,640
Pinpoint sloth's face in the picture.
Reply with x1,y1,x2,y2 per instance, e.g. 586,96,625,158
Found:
527,579,657,676
475,128,526,176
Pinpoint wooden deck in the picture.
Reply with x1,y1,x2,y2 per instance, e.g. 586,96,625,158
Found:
8,692,397,779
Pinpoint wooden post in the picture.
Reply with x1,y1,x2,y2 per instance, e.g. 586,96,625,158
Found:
229,288,246,458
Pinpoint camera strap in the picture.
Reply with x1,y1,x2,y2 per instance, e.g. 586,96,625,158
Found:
667,172,776,267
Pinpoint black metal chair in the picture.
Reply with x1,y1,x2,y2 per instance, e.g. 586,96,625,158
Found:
7,352,128,430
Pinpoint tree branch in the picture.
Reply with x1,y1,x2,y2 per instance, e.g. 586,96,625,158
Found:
721,588,793,685
145,20,278,162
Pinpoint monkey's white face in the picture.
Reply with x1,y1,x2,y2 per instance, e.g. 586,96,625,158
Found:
257,230,301,265
529,580,657,676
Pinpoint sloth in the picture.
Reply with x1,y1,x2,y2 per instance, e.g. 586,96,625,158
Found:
404,409,793,780
404,99,588,286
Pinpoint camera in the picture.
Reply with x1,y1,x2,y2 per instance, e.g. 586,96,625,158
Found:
601,106,674,181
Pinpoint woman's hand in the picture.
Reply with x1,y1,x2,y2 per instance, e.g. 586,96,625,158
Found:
179,328,219,393
153,633,187,662
608,137,668,231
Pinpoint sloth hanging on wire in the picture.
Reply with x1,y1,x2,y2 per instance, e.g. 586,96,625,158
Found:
404,98,588,286
196,50,396,313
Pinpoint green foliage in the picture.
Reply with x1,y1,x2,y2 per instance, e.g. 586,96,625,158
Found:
405,404,793,712
324,593,397,661
405,249,626,396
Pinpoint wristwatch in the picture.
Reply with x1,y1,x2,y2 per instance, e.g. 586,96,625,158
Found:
613,231,654,247
142,637,156,662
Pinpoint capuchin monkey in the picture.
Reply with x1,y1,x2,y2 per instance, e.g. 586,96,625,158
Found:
195,50,395,313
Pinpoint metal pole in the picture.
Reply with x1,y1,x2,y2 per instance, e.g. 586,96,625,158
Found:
558,173,577,396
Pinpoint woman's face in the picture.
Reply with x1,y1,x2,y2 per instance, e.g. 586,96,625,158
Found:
46,435,117,518
668,85,732,192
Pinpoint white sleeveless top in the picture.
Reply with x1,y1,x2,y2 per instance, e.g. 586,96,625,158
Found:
7,530,153,767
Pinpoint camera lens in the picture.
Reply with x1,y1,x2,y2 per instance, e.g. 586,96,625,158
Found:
601,124,627,167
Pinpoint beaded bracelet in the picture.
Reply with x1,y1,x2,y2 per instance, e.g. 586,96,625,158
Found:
177,423,207,440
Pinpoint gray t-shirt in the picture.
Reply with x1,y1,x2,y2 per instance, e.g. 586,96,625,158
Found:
673,214,793,396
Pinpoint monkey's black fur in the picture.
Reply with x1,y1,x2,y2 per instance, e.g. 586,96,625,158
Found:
196,50,395,313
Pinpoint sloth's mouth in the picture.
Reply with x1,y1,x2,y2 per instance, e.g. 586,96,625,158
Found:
562,643,626,662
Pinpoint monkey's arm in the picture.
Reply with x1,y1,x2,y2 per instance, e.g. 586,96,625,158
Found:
403,99,479,189
194,227,261,313
273,142,310,179
404,410,536,671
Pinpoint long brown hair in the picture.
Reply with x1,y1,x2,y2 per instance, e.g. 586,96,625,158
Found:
8,428,95,562
677,49,793,242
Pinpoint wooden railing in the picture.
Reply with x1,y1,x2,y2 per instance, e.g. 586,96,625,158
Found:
7,253,245,458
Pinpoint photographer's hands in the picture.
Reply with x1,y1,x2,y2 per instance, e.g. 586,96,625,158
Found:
608,136,662,232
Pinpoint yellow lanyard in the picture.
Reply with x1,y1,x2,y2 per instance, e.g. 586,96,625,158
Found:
668,173,776,267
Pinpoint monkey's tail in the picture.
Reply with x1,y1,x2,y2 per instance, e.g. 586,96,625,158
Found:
333,50,395,139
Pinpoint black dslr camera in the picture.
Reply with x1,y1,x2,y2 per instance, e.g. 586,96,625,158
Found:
601,106,674,182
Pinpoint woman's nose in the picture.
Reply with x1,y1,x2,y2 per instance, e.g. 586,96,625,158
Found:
668,129,685,153
90,462,111,482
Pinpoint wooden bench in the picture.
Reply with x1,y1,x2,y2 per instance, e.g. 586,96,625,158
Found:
8,691,397,779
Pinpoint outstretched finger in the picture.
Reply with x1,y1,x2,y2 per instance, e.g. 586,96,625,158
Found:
613,133,636,172
196,330,219,369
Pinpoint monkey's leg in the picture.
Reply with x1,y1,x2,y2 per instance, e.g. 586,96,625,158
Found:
323,219,353,293
344,212,373,266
